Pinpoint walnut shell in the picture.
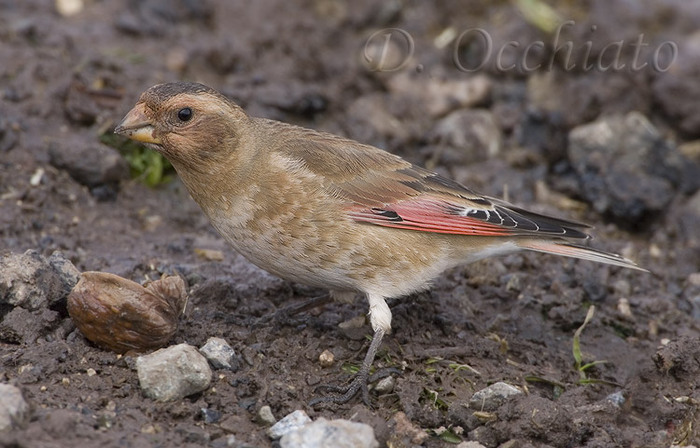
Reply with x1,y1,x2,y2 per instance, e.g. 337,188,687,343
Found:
67,272,187,354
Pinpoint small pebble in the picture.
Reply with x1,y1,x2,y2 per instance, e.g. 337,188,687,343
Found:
29,168,44,186
258,405,276,426
280,417,378,448
388,411,428,446
688,272,700,286
201,407,222,424
55,0,83,16
318,349,334,368
136,343,212,402
0,384,28,431
469,382,522,411
456,442,487,448
606,390,626,407
617,298,633,319
200,337,239,371
373,376,395,394
267,410,312,440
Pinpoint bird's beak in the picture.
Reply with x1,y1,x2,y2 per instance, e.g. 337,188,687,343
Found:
114,103,162,145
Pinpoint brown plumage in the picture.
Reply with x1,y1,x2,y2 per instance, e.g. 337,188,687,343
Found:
116,82,644,405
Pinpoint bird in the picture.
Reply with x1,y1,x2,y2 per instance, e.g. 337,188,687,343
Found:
115,81,645,405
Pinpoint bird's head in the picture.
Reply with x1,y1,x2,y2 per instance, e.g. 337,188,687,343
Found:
115,82,248,172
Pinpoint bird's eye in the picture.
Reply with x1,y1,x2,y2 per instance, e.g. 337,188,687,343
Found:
177,107,193,122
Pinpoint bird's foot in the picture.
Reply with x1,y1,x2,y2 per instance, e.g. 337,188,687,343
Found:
309,328,392,407
252,293,331,329
309,367,400,407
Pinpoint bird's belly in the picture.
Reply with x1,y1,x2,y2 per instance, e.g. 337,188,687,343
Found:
209,212,456,298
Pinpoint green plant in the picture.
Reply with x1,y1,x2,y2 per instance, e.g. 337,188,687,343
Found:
101,132,174,187
572,306,613,385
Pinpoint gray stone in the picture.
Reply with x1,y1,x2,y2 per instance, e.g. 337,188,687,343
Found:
652,32,700,137
0,307,61,344
47,252,81,298
0,384,28,431
48,138,128,188
568,112,700,223
257,405,276,426
267,409,312,440
280,418,378,448
136,343,212,401
456,442,487,448
0,250,80,310
469,382,523,411
387,72,491,118
606,391,626,407
199,337,239,371
428,109,501,164
373,376,395,395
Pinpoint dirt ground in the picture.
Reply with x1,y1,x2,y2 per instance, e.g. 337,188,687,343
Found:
1,1,699,447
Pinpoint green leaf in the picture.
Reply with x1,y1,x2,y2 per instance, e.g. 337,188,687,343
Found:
572,305,596,377
437,429,462,444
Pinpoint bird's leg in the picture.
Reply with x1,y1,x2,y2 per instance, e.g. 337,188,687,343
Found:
310,294,395,406
310,327,386,406
252,292,332,328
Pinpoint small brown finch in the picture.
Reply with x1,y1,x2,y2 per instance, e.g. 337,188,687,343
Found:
116,82,644,405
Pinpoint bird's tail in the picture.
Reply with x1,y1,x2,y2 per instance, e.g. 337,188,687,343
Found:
517,240,648,272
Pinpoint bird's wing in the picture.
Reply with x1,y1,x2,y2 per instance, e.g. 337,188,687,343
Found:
280,130,591,240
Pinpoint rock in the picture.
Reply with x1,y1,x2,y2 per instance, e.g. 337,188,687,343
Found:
48,138,128,190
386,72,491,118
428,109,501,164
653,336,700,377
280,418,378,448
652,31,700,137
257,405,276,426
0,250,79,311
0,307,61,344
55,0,84,17
345,93,410,149
606,391,626,407
253,81,328,118
373,376,395,395
318,349,335,367
0,384,29,431
456,442,487,448
469,382,523,411
387,412,428,446
199,337,239,371
47,252,81,298
136,343,212,401
568,112,700,225
528,71,649,131
200,407,222,424
267,410,312,440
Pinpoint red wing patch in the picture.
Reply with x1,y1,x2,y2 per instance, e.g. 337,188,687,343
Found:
347,198,511,236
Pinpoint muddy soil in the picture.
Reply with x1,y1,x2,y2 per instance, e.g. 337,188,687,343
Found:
1,1,699,447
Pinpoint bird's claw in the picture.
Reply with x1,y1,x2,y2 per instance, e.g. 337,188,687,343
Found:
309,370,372,407
309,367,401,407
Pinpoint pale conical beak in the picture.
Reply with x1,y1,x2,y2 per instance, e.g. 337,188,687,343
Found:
114,103,162,145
